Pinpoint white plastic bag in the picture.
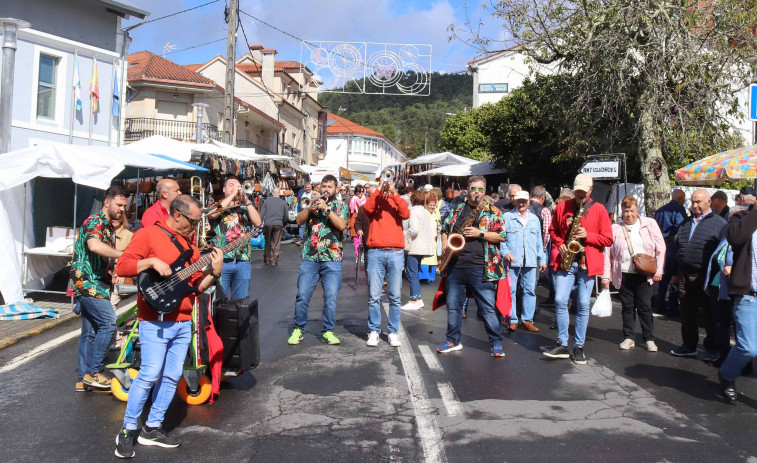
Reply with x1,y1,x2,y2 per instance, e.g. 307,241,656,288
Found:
591,289,612,317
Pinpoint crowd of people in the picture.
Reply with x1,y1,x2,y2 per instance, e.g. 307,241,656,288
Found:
64,168,757,458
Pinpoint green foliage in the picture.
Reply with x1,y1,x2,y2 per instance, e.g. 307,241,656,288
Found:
318,72,472,158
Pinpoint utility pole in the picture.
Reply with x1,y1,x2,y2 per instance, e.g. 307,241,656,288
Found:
0,18,31,154
222,0,238,145
192,102,209,143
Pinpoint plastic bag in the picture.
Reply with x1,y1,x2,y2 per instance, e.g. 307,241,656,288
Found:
591,289,612,317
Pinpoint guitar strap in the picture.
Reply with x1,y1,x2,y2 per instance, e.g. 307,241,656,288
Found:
156,224,190,266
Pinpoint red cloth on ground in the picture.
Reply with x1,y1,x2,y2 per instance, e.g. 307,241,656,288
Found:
204,307,224,403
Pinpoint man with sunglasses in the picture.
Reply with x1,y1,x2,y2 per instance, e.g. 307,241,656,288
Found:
207,176,263,300
114,195,223,458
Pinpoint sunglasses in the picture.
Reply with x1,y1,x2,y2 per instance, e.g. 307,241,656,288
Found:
469,186,486,193
179,211,200,227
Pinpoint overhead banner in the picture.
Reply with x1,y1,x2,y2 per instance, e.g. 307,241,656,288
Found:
580,160,620,179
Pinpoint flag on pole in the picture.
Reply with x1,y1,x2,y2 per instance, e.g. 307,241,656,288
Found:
74,52,82,112
90,58,99,114
112,66,119,118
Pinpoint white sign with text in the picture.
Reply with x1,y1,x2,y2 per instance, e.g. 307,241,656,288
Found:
580,160,620,179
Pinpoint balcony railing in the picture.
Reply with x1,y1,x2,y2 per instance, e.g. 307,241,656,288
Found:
124,117,220,142
282,143,302,164
235,139,276,156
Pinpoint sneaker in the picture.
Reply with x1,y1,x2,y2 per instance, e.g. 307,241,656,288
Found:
645,340,658,352
367,331,380,347
572,345,587,365
542,344,570,359
490,343,505,357
287,328,304,345
401,300,423,311
388,333,401,347
115,427,137,458
137,425,181,448
83,372,111,389
75,381,88,392
619,338,635,350
670,346,697,357
437,341,462,353
704,351,719,363
321,331,341,345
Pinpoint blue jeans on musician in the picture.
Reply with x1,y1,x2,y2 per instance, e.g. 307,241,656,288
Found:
293,259,342,333
221,259,251,300
445,266,502,346
406,254,422,300
509,266,537,325
367,249,404,334
554,262,594,347
77,296,116,375
721,295,757,381
123,320,191,430
298,224,305,243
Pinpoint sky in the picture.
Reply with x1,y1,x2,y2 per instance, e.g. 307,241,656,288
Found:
122,0,508,73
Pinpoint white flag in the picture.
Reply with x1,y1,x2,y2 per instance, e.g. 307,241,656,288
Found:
74,52,82,112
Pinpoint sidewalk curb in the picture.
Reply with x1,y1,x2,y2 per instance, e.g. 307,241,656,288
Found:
0,312,79,350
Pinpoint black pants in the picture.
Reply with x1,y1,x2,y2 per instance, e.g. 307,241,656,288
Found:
708,286,734,361
679,273,715,351
619,272,654,341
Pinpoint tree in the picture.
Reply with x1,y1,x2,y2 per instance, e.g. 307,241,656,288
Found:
454,0,756,215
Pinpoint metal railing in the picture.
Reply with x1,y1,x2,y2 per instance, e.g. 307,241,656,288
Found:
235,139,276,155
124,117,220,142
282,143,302,164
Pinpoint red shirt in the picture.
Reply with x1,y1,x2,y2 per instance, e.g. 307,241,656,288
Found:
363,193,410,248
116,221,205,321
141,201,169,228
549,199,613,276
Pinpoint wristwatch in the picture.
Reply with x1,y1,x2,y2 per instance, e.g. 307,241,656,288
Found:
210,271,221,280
324,208,332,215
479,231,484,238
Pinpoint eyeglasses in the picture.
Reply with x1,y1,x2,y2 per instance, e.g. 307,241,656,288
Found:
179,211,200,227
469,186,486,193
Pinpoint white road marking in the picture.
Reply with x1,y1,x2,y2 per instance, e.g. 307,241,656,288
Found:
0,303,134,375
436,382,463,417
418,344,444,373
384,303,447,463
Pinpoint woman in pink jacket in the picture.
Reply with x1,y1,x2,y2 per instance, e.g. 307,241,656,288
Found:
602,196,666,352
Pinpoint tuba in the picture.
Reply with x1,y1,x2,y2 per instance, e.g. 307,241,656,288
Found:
559,198,587,271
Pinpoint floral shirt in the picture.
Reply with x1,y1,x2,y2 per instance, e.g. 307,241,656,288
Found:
211,206,252,261
441,200,507,281
302,199,349,262
68,210,115,298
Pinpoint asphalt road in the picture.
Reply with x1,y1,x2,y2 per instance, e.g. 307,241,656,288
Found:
2,243,757,462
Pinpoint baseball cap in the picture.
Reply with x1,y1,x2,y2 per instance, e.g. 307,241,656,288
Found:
573,174,593,192
513,191,530,202
711,190,728,201
423,184,433,191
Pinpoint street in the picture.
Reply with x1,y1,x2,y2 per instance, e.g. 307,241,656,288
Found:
2,243,757,463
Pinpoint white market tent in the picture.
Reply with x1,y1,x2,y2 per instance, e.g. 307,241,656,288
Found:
127,135,198,162
411,161,507,177
405,152,480,166
0,142,207,304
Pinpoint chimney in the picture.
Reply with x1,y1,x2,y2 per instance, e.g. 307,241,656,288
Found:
261,48,277,89
248,44,263,62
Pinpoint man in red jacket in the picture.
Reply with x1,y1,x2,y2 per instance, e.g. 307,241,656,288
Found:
114,195,223,458
364,176,410,347
544,174,613,364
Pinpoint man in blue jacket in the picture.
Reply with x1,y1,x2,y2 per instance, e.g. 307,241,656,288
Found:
654,189,688,315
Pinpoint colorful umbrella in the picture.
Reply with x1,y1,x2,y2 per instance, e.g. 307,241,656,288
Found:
675,145,757,185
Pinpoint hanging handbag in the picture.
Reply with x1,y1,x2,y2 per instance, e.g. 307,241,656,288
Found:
621,224,657,277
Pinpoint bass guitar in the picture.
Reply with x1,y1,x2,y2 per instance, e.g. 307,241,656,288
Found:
137,229,260,314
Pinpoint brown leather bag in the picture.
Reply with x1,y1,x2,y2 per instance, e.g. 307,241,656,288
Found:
621,225,657,277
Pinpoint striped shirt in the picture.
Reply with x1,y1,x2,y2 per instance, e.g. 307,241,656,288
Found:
541,207,552,250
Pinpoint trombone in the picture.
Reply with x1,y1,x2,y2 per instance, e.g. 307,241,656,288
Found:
189,176,213,249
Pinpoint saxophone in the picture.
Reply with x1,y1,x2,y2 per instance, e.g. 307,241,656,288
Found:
559,198,587,271
438,201,484,273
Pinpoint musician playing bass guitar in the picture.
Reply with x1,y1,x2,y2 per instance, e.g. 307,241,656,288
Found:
436,176,507,358
114,195,223,458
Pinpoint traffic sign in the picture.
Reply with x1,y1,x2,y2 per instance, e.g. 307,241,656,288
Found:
751,84,757,121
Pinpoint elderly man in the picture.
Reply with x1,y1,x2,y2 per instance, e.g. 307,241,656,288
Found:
711,190,730,220
141,179,181,228
260,188,289,266
654,189,688,316
671,189,727,358
495,184,522,212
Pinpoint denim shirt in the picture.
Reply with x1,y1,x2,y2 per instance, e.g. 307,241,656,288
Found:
500,210,546,268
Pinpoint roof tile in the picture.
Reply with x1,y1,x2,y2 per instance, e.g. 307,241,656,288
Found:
326,113,384,138
128,51,214,86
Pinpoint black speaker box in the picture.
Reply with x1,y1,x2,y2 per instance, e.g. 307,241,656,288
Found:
213,298,260,370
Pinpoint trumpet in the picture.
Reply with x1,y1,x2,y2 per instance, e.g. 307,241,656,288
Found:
242,181,255,195
300,193,330,210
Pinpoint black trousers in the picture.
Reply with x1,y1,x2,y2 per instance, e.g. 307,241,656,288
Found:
619,272,654,341
678,273,715,351
708,286,734,361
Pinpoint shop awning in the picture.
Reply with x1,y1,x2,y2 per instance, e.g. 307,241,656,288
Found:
411,161,507,177
405,152,479,166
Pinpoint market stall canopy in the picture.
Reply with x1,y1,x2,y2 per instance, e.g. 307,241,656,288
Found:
411,161,507,177
126,135,197,162
0,142,207,192
405,152,480,166
675,145,757,186
191,139,264,161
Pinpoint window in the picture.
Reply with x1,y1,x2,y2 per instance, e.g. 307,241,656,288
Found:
37,55,58,119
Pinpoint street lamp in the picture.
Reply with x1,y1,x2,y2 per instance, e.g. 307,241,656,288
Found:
0,18,31,154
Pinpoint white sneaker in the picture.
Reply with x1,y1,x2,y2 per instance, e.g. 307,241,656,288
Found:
401,300,423,310
646,340,658,352
388,333,401,347
367,331,380,347
619,338,635,350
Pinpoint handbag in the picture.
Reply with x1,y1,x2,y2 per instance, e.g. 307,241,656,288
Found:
621,224,657,277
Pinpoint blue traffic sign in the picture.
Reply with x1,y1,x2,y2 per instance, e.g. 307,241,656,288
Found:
751,84,757,121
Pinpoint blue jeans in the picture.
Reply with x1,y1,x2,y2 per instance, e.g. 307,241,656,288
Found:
367,249,404,334
298,224,305,242
123,320,191,430
77,296,116,375
445,266,502,346
406,254,422,300
554,262,595,347
509,266,537,324
221,259,251,300
293,259,342,332
721,294,757,381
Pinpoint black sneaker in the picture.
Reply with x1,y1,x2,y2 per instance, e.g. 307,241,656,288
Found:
115,428,137,459
572,345,587,365
670,346,698,357
542,344,570,359
138,426,181,448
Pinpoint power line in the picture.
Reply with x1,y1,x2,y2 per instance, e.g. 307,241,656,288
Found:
237,18,285,108
165,37,226,56
238,9,317,49
142,0,222,26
